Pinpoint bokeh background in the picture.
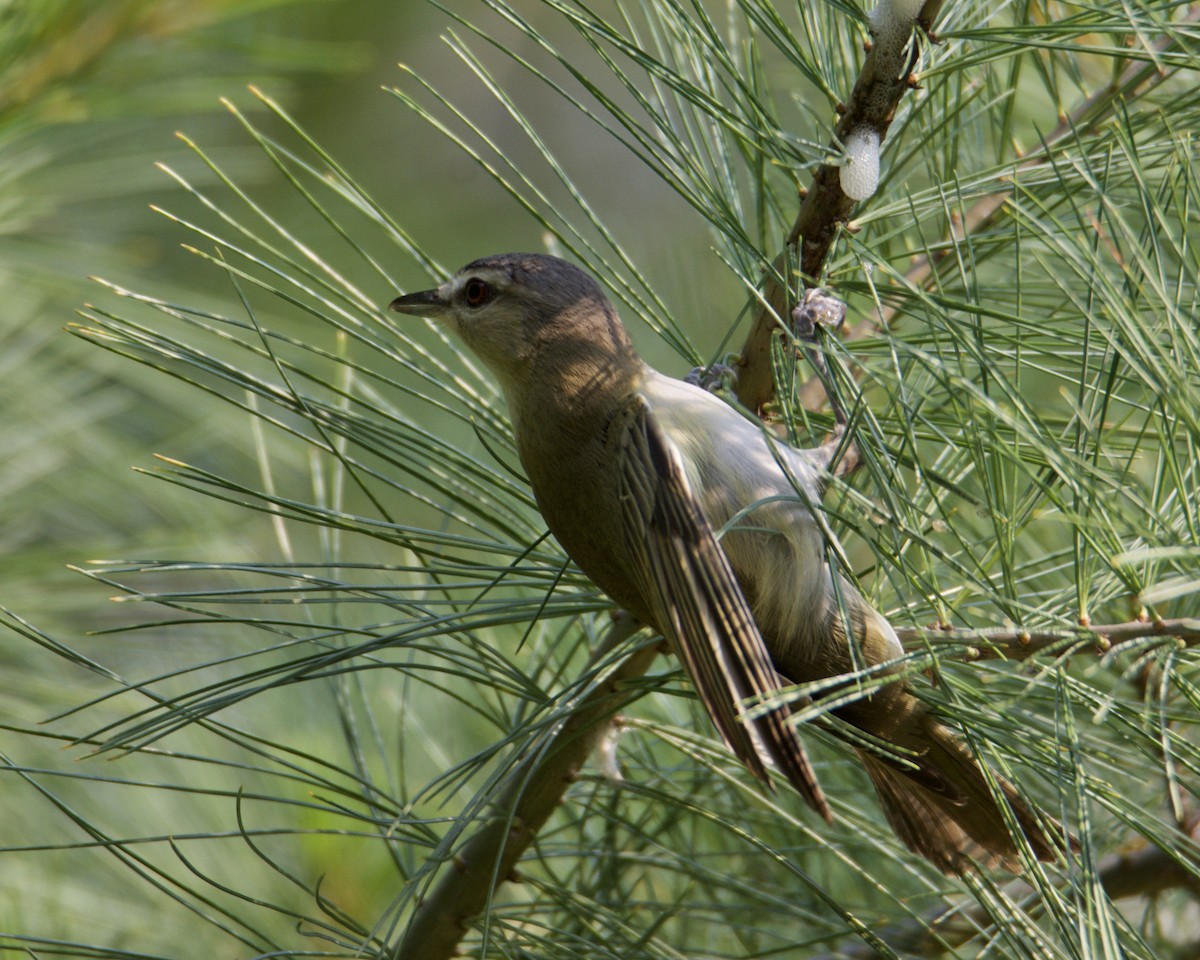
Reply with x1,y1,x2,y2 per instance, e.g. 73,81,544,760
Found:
1,0,730,948
2,0,709,626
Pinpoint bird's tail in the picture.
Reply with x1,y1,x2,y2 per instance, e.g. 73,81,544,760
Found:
856,714,1064,873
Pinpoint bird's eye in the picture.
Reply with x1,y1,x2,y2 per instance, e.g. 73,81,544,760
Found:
463,277,492,307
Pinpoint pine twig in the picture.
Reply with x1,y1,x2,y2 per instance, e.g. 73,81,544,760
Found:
733,0,946,415
897,617,1200,660
393,614,656,960
729,1,1199,415
811,815,1200,960
831,3,1200,353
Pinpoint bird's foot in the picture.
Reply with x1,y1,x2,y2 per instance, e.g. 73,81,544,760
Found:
684,360,739,393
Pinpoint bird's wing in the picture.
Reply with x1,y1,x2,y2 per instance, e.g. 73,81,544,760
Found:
611,393,830,820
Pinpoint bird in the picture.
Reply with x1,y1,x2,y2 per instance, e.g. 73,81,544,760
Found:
388,252,1062,873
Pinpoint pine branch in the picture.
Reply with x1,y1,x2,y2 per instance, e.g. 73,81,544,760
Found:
394,614,655,960
391,609,1198,959
811,814,1200,960
735,2,1199,417
899,617,1200,660
733,0,947,415
829,3,1200,354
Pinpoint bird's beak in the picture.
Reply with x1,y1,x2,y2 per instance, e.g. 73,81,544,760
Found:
388,288,445,316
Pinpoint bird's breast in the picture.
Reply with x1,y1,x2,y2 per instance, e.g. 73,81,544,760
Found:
513,382,655,622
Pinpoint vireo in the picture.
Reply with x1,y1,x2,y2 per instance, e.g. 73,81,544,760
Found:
390,252,1061,872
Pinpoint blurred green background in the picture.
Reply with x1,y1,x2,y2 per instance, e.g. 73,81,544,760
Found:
0,0,722,949
1,0,709,622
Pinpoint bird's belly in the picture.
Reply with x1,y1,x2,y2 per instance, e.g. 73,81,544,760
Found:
695,479,835,671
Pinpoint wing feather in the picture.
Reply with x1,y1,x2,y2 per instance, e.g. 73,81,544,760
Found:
613,394,830,820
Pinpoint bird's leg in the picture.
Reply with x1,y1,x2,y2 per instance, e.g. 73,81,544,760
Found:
791,289,860,478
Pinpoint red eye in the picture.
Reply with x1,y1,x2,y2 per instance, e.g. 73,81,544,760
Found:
463,277,491,307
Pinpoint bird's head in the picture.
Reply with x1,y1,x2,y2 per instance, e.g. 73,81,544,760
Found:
388,253,632,393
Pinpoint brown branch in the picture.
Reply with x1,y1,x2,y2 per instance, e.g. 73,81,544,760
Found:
896,616,1200,660
733,1,947,415
812,816,1200,960
392,608,1197,959
837,2,1200,351
393,614,656,960
727,1,1200,414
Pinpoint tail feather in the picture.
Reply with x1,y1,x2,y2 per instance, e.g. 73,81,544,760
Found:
857,717,1064,874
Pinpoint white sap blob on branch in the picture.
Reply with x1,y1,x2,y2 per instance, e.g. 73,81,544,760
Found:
840,127,881,201
843,0,922,201
868,0,924,56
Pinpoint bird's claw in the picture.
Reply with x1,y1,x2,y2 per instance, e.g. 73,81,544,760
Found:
684,361,738,393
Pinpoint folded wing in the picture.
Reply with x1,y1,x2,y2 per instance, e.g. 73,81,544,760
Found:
612,393,830,820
